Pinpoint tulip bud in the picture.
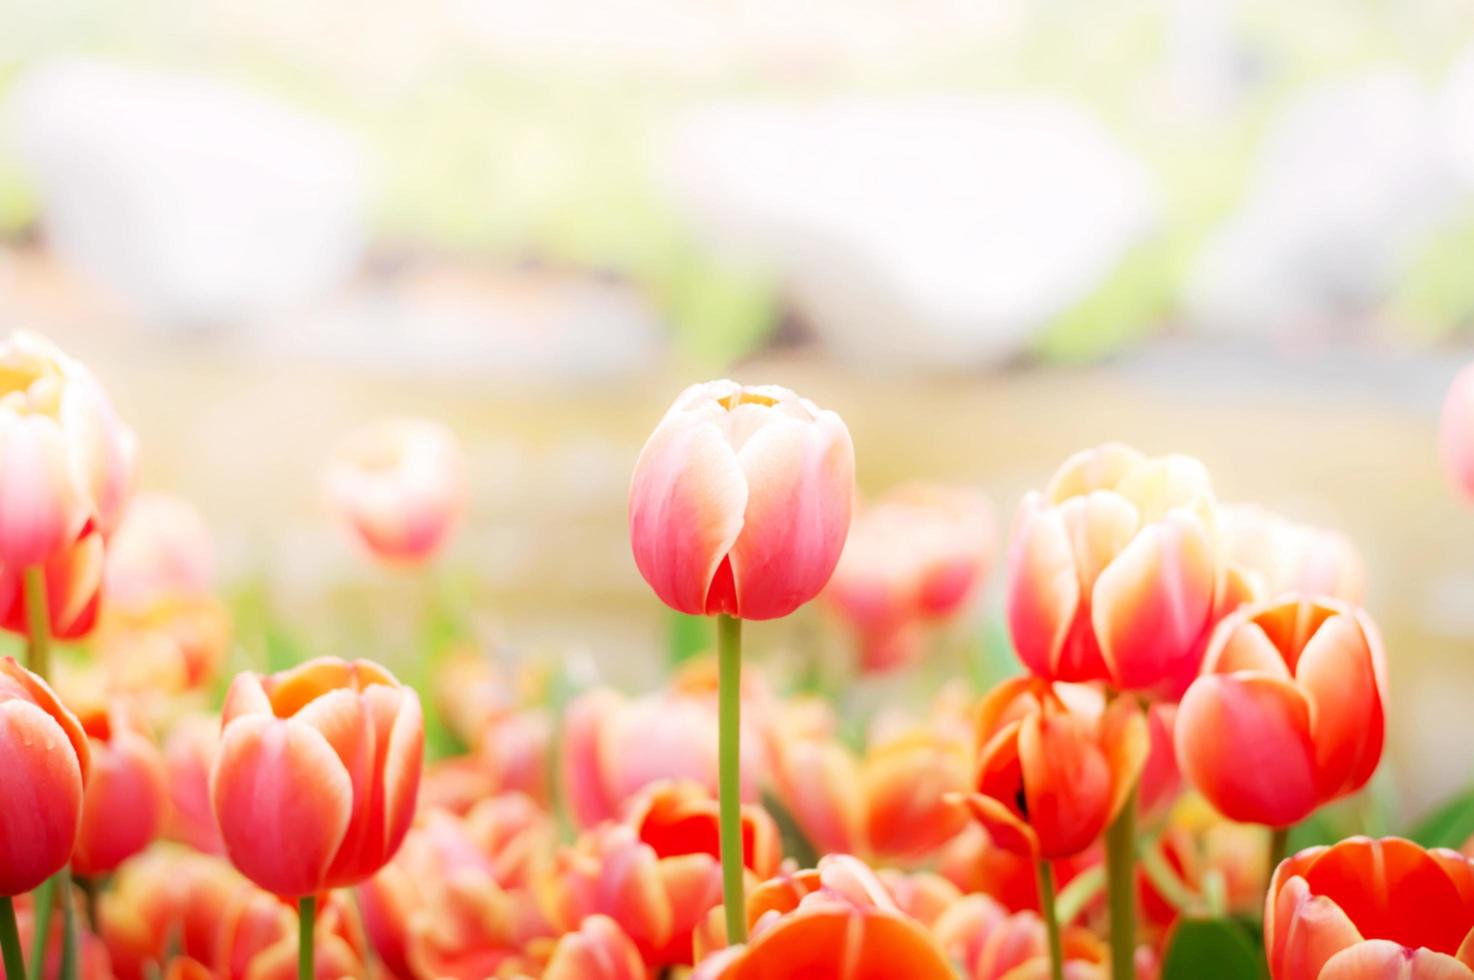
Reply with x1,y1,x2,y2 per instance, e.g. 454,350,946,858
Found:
1175,596,1386,828
1007,443,1221,693
72,699,168,877
210,657,424,897
0,519,104,641
629,380,855,621
323,418,466,565
1265,837,1474,979
956,677,1148,861
0,656,91,895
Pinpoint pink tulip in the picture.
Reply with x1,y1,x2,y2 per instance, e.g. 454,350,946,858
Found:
1219,503,1364,605
825,483,993,672
1442,361,1474,500
163,714,225,854
0,331,135,566
629,380,855,620
72,699,169,877
0,518,103,640
323,418,466,565
104,493,214,613
1007,443,1223,693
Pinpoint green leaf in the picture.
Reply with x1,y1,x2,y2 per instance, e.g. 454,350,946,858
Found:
668,611,714,667
1161,918,1265,980
1408,787,1474,850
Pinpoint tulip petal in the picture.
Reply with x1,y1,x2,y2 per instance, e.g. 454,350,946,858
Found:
72,733,168,877
1269,874,1365,980
1006,498,1083,680
1320,940,1474,980
1295,613,1385,801
1176,674,1318,826
211,715,352,896
1017,710,1113,860
0,700,85,895
0,413,86,567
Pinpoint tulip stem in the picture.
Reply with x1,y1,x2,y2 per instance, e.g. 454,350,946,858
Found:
1055,865,1106,926
298,895,315,980
57,869,76,980
1268,826,1290,885
27,876,54,980
0,897,25,980
22,567,49,680
1104,783,1138,980
716,613,747,946
1036,861,1066,980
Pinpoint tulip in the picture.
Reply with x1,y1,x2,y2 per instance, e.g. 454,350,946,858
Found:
542,915,646,980
1007,443,1223,694
104,493,214,613
862,722,972,861
71,700,168,878
1175,596,1387,828
1265,837,1474,979
1139,819,1266,936
1219,503,1365,605
217,887,369,980
98,848,244,980
933,893,1107,980
765,700,866,856
322,417,466,565
95,595,230,699
1137,703,1181,826
824,483,993,672
162,715,224,854
210,657,424,897
0,519,103,642
1442,361,1474,501
14,897,112,980
939,825,1100,915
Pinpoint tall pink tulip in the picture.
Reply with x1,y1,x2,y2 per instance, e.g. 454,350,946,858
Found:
628,380,854,621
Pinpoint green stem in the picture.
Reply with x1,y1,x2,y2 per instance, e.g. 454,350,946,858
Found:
1104,783,1138,980
1268,826,1290,887
716,614,747,946
57,869,76,980
1036,860,1066,980
0,897,25,980
1055,865,1107,926
298,895,315,980
22,567,49,680
27,876,54,980
1139,840,1197,914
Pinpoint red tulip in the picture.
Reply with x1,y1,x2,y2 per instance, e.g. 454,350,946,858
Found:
72,699,168,877
0,656,91,894
210,657,424,896
957,677,1147,861
1007,443,1223,693
0,518,103,641
1265,837,1474,979
629,380,855,620
1175,596,1386,827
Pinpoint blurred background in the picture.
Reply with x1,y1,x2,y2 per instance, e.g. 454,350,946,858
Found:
2,0,1474,820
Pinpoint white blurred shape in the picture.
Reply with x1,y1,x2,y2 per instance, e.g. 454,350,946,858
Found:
1188,69,1459,334
665,97,1158,368
1441,43,1474,189
7,59,368,326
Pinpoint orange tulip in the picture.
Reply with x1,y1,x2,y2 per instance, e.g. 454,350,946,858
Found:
765,699,865,856
0,656,91,895
628,380,855,621
1220,503,1365,605
1176,596,1386,827
323,417,467,565
542,915,646,980
95,596,231,697
1006,443,1222,694
72,699,168,877
933,892,1107,980
0,331,135,566
956,676,1148,860
210,657,424,897
824,483,993,672
98,848,245,980
861,721,972,861
1265,837,1474,979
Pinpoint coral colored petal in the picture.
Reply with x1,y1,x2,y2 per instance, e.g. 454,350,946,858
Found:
211,715,352,897
0,413,86,567
1017,712,1112,860
1209,620,1295,677
1006,498,1083,681
220,672,274,726
726,409,854,620
629,414,747,616
562,690,621,828
72,734,167,876
0,700,84,895
545,916,646,980
1269,875,1365,980
1295,614,1385,801
1320,941,1474,980
729,907,954,980
1176,674,1318,827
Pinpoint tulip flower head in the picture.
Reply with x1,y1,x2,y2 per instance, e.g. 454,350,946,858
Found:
0,656,91,895
933,892,1107,980
323,417,467,565
1265,837,1474,979
957,677,1148,861
210,657,424,897
72,699,169,877
1175,595,1386,828
1007,443,1221,693
0,516,103,641
629,380,855,621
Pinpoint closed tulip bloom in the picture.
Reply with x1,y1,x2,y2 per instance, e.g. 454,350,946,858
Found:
0,331,136,566
1175,596,1386,828
163,715,225,854
1007,443,1221,692
629,380,855,621
323,418,466,565
210,657,424,897
825,484,993,672
0,518,103,641
862,723,972,861
1442,362,1474,500
0,656,91,895
957,677,1148,861
543,915,647,980
1265,837,1474,979
72,700,169,877
1220,504,1365,605
99,848,245,980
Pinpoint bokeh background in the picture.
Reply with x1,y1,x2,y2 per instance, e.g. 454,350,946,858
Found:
2,0,1473,823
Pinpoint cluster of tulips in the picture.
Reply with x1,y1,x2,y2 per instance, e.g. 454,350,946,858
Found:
0,341,1471,980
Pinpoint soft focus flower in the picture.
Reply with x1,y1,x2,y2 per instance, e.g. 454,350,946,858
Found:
1140,816,1266,935
105,493,214,613
692,855,954,980
99,848,245,980
323,417,467,565
956,676,1148,860
1265,837,1474,979
0,656,91,895
938,825,1100,914
163,714,224,854
0,330,135,566
0,518,103,641
824,483,993,672
861,719,972,861
541,780,781,967
1442,361,1474,501
15,897,113,980
72,699,168,877
542,915,646,980
217,887,368,980
1176,596,1386,827
628,380,855,621
933,892,1106,980
1007,443,1222,693
211,657,424,896
1219,503,1365,605
1137,702,1181,825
